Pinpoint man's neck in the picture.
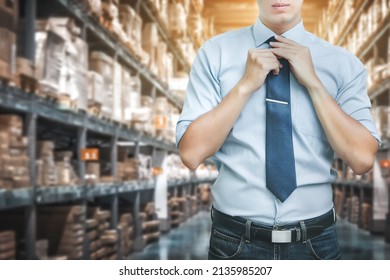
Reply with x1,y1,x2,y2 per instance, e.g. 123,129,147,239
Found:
259,17,301,35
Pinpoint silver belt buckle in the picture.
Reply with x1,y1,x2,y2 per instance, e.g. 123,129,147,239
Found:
272,230,292,243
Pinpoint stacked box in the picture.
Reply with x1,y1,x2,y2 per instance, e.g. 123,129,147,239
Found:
0,0,18,81
138,154,152,181
159,0,169,27
0,0,18,31
36,142,78,186
202,15,216,40
166,105,180,144
187,12,203,46
140,203,160,245
154,99,179,143
87,71,104,109
0,115,29,189
101,229,118,260
119,4,135,48
0,27,16,81
0,231,16,260
165,154,187,181
142,22,159,74
117,160,138,181
89,51,114,120
85,0,102,18
35,239,49,260
122,73,141,123
35,18,88,110
351,196,359,224
118,5,148,65
112,61,122,122
361,203,372,230
155,41,170,83
54,151,79,185
35,239,66,260
132,96,155,136
37,206,86,260
86,218,99,259
36,141,57,186
333,187,343,216
191,0,204,13
199,184,212,210
154,97,168,139
88,208,117,260
101,0,127,43
99,146,140,181
117,213,134,258
168,195,183,228
56,207,84,259
34,30,64,94
86,162,100,184
371,106,390,139
176,0,190,14
168,2,187,39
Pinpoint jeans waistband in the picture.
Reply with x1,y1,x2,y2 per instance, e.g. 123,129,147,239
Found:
211,207,336,243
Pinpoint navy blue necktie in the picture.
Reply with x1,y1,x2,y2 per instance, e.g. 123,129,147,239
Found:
265,36,297,202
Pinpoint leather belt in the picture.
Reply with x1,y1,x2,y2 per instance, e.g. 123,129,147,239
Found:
211,208,335,243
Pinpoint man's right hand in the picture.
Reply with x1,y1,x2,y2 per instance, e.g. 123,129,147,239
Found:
239,49,282,95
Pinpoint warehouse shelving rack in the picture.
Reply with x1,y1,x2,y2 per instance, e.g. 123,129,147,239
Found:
0,0,216,259
321,0,390,239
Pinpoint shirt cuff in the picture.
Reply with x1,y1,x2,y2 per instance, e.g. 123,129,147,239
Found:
176,120,191,149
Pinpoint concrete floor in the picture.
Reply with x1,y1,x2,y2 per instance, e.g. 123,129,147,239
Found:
128,211,390,260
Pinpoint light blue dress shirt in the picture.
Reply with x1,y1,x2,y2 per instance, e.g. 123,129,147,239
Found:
176,18,381,225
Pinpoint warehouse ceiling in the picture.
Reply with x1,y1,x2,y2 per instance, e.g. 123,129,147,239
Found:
204,0,328,35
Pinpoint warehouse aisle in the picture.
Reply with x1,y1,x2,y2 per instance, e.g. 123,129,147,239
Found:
128,211,212,260
128,211,390,260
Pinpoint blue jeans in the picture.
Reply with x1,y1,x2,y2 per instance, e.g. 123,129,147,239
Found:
208,212,341,260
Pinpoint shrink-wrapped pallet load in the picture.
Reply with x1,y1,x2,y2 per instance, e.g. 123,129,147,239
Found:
34,18,88,111
89,51,114,120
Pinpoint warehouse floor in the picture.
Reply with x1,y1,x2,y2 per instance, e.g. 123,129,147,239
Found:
128,210,390,260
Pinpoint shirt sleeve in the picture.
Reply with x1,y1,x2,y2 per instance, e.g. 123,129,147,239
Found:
176,40,222,148
335,58,381,144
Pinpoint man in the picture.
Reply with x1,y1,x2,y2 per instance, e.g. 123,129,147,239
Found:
176,0,380,259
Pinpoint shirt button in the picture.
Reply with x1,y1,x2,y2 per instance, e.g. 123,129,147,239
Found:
276,219,281,224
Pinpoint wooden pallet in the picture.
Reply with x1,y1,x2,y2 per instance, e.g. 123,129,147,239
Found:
88,104,102,118
57,94,78,111
14,58,38,93
0,60,13,86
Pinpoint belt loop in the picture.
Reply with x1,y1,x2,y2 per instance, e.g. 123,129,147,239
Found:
244,220,252,243
296,228,301,242
300,221,307,243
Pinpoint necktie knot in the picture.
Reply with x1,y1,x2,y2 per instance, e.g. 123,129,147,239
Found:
266,36,277,45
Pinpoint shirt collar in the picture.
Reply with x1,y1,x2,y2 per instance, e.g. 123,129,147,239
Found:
253,17,306,47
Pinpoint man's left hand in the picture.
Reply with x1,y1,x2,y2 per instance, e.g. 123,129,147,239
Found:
270,35,321,91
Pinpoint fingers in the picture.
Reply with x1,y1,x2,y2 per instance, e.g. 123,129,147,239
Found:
247,49,282,74
269,36,304,61
274,35,300,46
270,48,294,60
269,41,295,50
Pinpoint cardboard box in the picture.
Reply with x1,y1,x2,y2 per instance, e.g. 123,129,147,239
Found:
89,51,114,119
88,71,104,106
85,0,102,17
0,231,15,242
112,61,122,122
0,0,18,31
119,5,136,43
